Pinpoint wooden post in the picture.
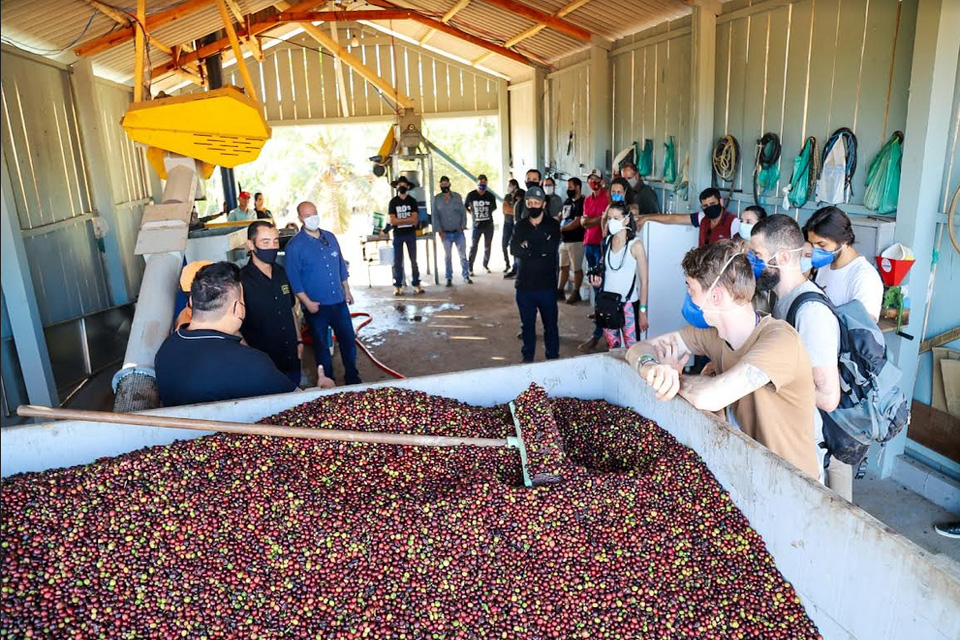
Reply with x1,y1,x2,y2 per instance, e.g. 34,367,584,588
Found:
875,0,960,478
216,0,259,103
534,67,547,172
498,78,511,191
687,1,720,205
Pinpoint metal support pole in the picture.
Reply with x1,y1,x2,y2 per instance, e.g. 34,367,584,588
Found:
0,149,58,408
873,0,960,478
202,34,237,212
70,59,132,306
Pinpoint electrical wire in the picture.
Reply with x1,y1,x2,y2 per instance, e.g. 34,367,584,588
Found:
0,10,101,56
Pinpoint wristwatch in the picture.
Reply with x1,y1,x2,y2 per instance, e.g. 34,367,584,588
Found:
636,354,658,373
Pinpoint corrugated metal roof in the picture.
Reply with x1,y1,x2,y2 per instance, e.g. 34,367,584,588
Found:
1,0,695,83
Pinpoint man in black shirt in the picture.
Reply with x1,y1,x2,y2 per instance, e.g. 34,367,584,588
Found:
388,176,423,296
510,186,561,363
558,177,586,304
504,168,542,279
253,192,272,219
465,174,497,275
620,161,661,215
155,262,333,407
240,221,301,385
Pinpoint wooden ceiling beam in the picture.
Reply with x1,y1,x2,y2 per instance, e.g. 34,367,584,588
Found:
420,0,471,45
223,0,245,24
502,0,593,48
477,0,593,43
85,0,175,55
150,6,538,79
75,0,217,57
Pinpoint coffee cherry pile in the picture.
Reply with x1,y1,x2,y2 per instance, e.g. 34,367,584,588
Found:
1,386,820,639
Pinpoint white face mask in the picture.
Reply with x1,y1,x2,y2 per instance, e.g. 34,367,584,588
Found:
544,186,555,196
626,176,638,188
303,214,321,232
607,218,625,235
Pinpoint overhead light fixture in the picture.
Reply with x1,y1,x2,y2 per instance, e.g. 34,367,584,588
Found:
350,36,360,47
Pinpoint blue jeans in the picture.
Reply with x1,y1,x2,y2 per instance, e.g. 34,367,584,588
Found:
502,217,515,268
516,289,560,362
392,233,420,287
305,301,361,385
584,243,603,339
469,225,494,271
441,230,469,281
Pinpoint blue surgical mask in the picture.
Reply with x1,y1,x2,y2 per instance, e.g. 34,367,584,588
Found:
747,251,766,279
478,184,487,191
739,222,755,240
801,257,813,274
611,192,625,203
811,246,839,268
681,293,711,329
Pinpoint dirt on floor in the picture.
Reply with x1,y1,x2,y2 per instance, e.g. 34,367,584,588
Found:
308,228,605,385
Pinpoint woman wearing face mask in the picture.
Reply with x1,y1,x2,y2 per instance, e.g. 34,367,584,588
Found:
803,206,884,322
502,179,521,273
735,205,768,246
589,203,649,350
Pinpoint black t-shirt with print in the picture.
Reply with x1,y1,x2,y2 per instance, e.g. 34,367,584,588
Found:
464,190,497,228
389,195,418,236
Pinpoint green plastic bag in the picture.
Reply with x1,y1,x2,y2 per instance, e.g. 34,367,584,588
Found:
663,137,677,183
638,139,654,176
787,137,817,209
864,132,903,215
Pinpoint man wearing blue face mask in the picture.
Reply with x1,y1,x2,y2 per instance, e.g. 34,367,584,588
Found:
625,241,820,480
241,221,302,385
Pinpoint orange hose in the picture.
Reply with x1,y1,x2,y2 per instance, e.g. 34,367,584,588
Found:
350,312,405,379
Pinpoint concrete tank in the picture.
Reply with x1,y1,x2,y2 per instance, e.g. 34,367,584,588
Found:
2,354,958,640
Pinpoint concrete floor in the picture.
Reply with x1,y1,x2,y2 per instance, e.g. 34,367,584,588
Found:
63,222,959,572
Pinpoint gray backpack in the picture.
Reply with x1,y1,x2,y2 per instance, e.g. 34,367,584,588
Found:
787,292,910,466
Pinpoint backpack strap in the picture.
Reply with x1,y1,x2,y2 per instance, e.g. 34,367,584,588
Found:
785,291,834,327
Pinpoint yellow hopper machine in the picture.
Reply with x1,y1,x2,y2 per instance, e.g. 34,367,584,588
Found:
122,86,271,178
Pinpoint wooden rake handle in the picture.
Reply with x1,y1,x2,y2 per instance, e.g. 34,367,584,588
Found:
16,405,509,449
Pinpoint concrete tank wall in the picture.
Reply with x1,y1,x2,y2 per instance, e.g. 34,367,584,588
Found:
2,354,958,640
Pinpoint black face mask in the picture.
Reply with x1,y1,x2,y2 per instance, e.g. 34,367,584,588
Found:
756,268,781,292
703,203,724,219
527,207,544,219
254,247,279,264
440,186,450,194
525,181,539,189
566,189,577,199
398,186,408,195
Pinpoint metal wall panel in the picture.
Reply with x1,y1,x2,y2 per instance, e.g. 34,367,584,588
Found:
95,81,151,205
1,54,91,229
547,65,589,179
714,0,918,213
509,82,538,175
611,28,691,186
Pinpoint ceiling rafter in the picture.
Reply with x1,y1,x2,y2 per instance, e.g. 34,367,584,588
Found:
419,0,471,46
502,0,594,49
74,0,217,57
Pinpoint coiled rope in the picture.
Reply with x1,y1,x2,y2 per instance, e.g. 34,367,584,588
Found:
712,135,740,190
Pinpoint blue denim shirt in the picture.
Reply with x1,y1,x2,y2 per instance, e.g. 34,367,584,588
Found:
284,229,349,305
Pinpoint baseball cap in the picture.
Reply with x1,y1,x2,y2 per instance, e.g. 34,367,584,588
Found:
238,191,251,199
525,185,546,200
587,168,604,180
179,260,213,293
439,175,450,183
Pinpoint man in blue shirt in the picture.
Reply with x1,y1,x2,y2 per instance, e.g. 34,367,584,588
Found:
155,262,334,407
285,201,362,385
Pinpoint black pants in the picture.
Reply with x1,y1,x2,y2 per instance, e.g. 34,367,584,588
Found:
469,225,494,270
516,289,560,362
501,217,515,269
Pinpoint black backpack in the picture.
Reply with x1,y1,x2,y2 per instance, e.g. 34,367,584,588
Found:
787,292,910,466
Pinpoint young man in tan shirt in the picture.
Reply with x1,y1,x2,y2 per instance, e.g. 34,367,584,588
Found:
625,241,820,479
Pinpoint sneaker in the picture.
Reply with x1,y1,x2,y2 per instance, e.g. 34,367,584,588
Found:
587,312,596,319
485,266,492,274
414,286,425,295
504,271,516,280
516,331,522,340
566,293,583,305
934,521,960,539
446,279,453,287
503,265,511,273
393,287,403,296
469,270,475,277
556,289,566,300
465,277,474,284
578,336,600,353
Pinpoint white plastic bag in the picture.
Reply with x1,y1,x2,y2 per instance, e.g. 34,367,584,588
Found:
817,138,847,204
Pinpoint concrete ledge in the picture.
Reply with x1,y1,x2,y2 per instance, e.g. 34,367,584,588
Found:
892,455,960,514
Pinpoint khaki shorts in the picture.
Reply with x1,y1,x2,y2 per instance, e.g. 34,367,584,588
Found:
559,241,585,270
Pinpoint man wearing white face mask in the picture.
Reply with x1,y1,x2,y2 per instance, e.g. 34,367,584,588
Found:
625,241,820,479
542,177,564,221
285,201,361,386
620,162,660,215
751,215,848,497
